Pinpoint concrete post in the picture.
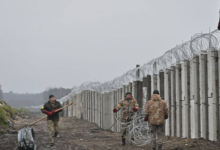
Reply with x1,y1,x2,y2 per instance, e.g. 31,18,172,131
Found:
90,91,94,122
176,62,182,137
129,82,132,93
102,93,106,129
82,91,85,119
159,71,165,100
90,91,92,122
60,102,64,117
132,81,137,99
62,101,66,117
87,90,90,121
103,93,113,129
137,81,143,108
94,91,98,124
83,91,86,119
73,95,76,117
119,88,123,132
65,100,69,117
111,91,115,132
77,93,82,119
122,86,126,99
193,57,200,138
207,49,219,141
218,51,220,139
157,74,160,93
75,94,78,117
119,88,123,100
146,75,151,101
117,89,120,132
97,92,101,127
87,91,90,121
100,93,103,128
182,61,191,138
189,59,195,138
125,85,129,93
68,96,73,117
92,91,96,123
171,66,176,136
113,90,117,132
90,91,93,122
199,53,208,140
151,74,158,94
142,87,147,108
143,77,148,107
164,69,171,136
136,64,140,79
102,93,105,128
127,84,130,92
85,90,88,120
81,92,83,119
75,94,78,118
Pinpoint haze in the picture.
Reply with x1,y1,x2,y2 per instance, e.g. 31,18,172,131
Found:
0,0,219,93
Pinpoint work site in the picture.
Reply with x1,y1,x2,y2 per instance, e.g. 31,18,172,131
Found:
1,0,220,150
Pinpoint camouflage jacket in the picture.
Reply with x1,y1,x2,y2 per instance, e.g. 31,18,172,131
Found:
41,100,62,121
144,94,169,125
115,97,139,120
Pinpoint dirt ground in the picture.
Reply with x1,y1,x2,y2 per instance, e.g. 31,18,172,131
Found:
0,115,220,150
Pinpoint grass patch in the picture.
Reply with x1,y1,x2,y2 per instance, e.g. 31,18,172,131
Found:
0,100,30,128
0,107,8,127
2,105,15,119
14,107,29,115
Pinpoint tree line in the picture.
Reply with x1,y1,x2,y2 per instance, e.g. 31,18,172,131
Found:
1,85,71,107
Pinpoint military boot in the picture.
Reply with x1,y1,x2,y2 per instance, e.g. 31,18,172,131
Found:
122,139,125,146
54,132,59,138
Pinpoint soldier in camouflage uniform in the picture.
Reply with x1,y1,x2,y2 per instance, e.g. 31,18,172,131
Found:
41,95,63,147
113,92,139,146
144,90,169,150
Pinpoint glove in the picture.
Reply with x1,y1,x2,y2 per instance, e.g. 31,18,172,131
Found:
52,109,59,114
113,108,117,113
144,117,148,122
165,114,168,119
44,111,52,116
133,107,138,112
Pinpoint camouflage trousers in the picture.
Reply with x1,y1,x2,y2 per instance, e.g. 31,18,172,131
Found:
121,128,127,139
48,120,60,144
150,124,164,148
121,117,132,139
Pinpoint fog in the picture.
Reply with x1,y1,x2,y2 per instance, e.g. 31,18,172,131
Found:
0,0,219,93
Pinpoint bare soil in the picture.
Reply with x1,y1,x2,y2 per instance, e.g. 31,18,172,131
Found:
0,114,220,150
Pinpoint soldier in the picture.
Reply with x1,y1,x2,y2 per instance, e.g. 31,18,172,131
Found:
144,90,169,150
41,95,63,147
113,92,139,146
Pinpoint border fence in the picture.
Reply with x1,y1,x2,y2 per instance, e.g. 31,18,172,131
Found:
32,29,220,142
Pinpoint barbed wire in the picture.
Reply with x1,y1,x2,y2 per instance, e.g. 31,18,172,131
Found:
114,106,151,146
31,30,220,109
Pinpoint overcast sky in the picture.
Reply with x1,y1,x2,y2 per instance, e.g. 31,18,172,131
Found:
0,0,219,93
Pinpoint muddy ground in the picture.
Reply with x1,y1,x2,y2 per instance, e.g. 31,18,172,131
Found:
0,114,220,150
